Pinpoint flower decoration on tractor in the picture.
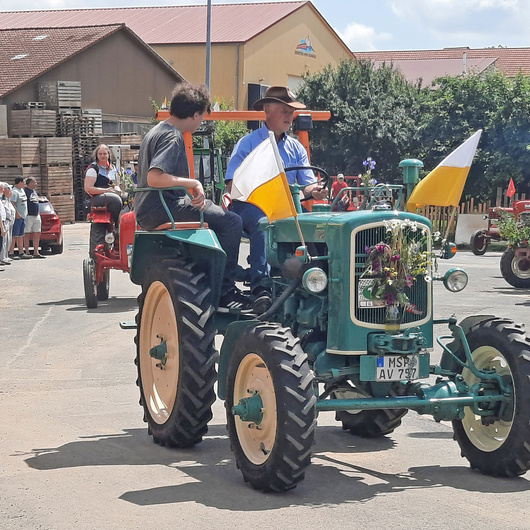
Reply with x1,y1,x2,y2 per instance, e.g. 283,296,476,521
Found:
360,157,377,188
361,219,440,316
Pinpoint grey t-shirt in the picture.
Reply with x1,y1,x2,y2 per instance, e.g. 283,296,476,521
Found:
134,121,190,229
10,187,28,219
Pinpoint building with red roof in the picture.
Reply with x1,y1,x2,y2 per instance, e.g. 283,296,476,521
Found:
0,2,354,109
354,47,530,86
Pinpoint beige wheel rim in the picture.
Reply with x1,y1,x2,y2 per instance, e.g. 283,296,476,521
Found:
512,255,530,280
461,346,513,452
233,353,277,465
139,281,179,425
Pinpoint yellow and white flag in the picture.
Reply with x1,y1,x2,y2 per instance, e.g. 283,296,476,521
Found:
230,131,297,221
406,130,482,212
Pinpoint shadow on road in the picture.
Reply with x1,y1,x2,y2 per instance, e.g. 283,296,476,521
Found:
37,296,138,313
19,424,530,510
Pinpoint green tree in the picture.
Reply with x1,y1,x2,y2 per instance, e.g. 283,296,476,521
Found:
296,59,422,181
417,70,530,201
208,98,248,157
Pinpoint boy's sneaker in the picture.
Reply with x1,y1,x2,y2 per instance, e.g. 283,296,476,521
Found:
20,254,33,259
218,288,253,313
9,254,20,260
252,287,272,315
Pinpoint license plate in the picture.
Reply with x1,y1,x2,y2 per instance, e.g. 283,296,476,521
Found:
376,354,418,381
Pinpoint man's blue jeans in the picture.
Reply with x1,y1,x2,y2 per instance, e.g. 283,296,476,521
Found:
230,201,269,291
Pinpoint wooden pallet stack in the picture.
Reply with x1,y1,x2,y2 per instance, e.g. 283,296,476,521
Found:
38,81,82,111
0,138,41,183
39,137,75,223
9,110,56,137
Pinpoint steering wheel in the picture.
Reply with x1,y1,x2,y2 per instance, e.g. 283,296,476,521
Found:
368,183,394,208
284,165,331,202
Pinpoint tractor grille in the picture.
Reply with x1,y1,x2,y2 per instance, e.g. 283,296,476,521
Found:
352,223,430,327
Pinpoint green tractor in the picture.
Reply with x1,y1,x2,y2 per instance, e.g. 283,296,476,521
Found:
126,166,530,493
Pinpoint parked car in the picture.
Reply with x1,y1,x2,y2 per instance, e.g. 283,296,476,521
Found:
38,196,63,254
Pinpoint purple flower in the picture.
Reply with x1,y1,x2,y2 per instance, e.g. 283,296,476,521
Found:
390,254,400,262
384,292,396,304
406,275,413,287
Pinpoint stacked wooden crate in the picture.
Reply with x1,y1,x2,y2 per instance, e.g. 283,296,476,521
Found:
38,81,82,111
0,138,41,183
39,137,75,223
9,110,56,137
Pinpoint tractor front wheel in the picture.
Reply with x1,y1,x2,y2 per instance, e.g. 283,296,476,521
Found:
226,323,316,492
452,318,530,477
470,230,488,256
135,257,217,448
500,248,530,288
83,257,98,309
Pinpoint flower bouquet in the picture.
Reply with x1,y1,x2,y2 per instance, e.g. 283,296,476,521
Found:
361,219,437,322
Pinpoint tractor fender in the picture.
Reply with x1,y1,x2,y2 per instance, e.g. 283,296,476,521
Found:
130,227,227,304
440,314,497,371
217,320,261,400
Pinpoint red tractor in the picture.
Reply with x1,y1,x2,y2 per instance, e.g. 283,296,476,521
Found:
470,205,513,255
499,200,530,288
83,196,136,308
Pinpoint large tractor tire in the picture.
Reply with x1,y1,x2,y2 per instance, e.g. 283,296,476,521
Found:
470,230,488,256
135,257,217,448
83,257,98,309
334,385,408,438
500,248,530,288
452,318,530,477
96,270,110,301
225,323,316,492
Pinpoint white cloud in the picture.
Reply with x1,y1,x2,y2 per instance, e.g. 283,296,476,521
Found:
390,0,518,21
340,22,392,52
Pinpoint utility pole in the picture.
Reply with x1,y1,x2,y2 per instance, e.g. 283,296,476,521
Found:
205,0,212,89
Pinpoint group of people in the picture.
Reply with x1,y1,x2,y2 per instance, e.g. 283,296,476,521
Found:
82,82,326,312
0,176,45,271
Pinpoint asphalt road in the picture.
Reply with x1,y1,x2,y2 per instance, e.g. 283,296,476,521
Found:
1,223,529,530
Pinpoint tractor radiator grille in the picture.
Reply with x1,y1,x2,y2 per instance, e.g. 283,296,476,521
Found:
352,223,430,326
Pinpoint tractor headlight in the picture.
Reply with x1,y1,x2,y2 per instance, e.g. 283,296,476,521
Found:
104,232,115,245
302,267,328,293
442,268,468,292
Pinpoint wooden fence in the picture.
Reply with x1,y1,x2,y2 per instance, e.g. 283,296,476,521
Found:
413,187,522,240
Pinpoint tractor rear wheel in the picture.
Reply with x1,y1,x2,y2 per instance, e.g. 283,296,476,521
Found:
83,257,98,309
226,323,316,492
89,223,107,255
334,384,408,438
500,248,530,288
135,257,217,448
452,318,530,477
96,270,110,301
470,230,488,256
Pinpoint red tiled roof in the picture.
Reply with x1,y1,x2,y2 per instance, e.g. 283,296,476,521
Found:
0,24,182,97
369,57,497,85
355,47,530,78
0,1,308,45
0,25,124,97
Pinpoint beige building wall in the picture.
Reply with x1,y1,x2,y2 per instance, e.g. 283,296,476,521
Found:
154,43,241,106
240,4,352,108
153,4,352,109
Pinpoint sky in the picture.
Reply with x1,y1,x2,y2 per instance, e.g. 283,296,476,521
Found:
1,0,529,52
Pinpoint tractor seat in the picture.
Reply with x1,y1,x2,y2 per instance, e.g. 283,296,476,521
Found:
152,221,209,231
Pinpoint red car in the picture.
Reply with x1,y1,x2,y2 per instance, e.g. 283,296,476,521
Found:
38,196,63,254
